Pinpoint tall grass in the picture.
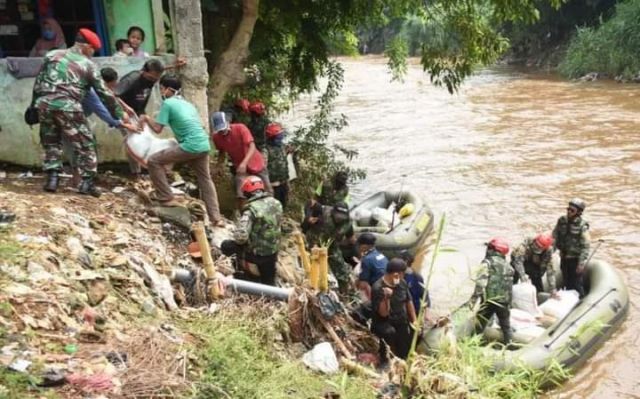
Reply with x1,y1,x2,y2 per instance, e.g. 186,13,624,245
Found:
183,305,375,399
560,0,640,79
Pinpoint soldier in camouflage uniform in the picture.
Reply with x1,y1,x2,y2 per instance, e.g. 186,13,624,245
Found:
511,233,558,297
472,237,513,345
265,123,289,209
304,201,355,292
553,198,591,298
248,101,269,154
33,28,123,197
314,170,350,206
221,175,283,286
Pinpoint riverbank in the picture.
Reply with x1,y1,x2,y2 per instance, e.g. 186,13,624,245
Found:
0,171,571,398
0,173,379,398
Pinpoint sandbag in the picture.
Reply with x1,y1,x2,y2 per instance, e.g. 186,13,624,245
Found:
353,208,373,226
512,282,542,317
124,125,177,167
513,325,546,344
539,290,580,320
487,309,545,344
371,207,393,228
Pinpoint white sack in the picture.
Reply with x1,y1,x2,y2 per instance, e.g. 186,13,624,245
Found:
302,342,339,374
512,282,543,317
539,290,580,320
371,207,393,228
125,125,177,167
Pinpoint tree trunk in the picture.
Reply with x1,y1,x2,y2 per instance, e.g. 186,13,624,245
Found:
207,0,259,111
172,0,210,129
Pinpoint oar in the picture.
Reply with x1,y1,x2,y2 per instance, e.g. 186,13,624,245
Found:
583,239,605,267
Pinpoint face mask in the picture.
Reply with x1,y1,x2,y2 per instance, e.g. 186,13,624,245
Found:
42,29,55,40
392,277,401,286
270,136,284,146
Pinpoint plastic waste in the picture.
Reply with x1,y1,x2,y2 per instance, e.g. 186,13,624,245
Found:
302,342,339,374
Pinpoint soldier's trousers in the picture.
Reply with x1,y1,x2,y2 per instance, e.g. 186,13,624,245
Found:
560,257,585,298
39,109,97,178
328,245,351,292
475,301,512,344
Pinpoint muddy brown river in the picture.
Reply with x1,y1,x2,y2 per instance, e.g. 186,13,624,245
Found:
284,57,640,397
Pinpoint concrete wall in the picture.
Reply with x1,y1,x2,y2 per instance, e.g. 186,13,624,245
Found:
103,0,157,55
0,55,175,167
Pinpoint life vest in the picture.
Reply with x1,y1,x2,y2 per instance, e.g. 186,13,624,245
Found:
246,194,283,256
554,216,589,258
484,253,513,304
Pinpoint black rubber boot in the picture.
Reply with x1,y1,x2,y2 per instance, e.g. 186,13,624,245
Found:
43,171,59,193
78,178,102,198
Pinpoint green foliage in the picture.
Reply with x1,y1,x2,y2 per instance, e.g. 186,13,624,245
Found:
503,0,615,59
560,0,640,78
326,30,361,56
405,336,570,397
183,308,374,399
384,37,408,82
0,368,57,399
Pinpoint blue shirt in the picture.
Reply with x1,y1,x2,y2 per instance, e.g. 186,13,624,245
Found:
358,248,388,286
405,271,429,313
82,88,121,128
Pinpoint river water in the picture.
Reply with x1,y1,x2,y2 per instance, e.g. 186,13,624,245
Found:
284,57,640,398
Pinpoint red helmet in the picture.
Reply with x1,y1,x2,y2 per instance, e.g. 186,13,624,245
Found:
241,175,264,195
487,237,509,255
249,101,266,115
235,98,250,114
265,123,284,138
534,233,553,251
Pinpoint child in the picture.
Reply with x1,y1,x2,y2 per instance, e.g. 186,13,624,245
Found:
114,38,132,57
127,26,148,58
265,123,289,209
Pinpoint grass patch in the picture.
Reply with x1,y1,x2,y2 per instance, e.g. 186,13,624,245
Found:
0,231,23,268
181,304,375,399
0,368,60,399
407,335,570,398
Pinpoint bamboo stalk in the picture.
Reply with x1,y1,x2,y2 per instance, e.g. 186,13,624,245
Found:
192,222,220,299
316,313,353,359
294,232,311,277
318,247,329,292
309,247,320,289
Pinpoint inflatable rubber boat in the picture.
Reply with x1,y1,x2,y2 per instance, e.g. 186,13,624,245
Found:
424,259,629,375
350,191,434,258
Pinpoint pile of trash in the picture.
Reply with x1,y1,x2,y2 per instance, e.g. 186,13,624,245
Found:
0,173,380,397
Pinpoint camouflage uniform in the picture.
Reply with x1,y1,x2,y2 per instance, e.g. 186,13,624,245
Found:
473,250,513,344
267,142,289,208
305,206,353,291
315,181,350,206
230,192,283,286
553,215,590,297
511,238,556,293
34,46,123,178
234,192,283,256
248,115,269,152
